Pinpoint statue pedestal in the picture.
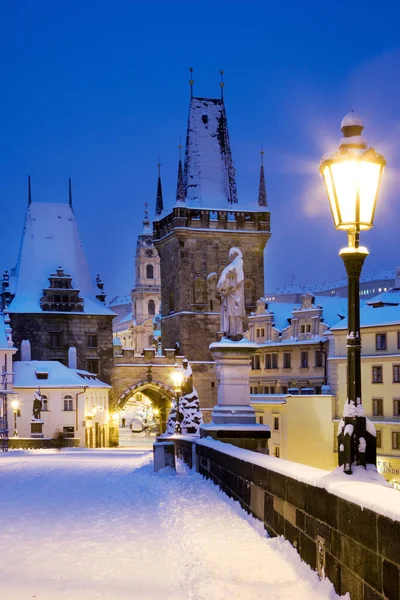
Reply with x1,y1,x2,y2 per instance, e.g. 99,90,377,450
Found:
31,419,44,439
200,338,270,453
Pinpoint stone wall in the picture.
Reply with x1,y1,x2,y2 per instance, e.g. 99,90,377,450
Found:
173,439,400,600
10,313,114,384
154,208,270,362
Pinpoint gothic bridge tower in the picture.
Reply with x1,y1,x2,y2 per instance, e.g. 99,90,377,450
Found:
153,81,271,362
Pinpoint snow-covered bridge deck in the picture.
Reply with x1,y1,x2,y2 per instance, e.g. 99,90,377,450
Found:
0,450,341,600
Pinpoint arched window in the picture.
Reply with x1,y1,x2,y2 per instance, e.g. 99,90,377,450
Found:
148,299,155,316
41,395,48,411
63,395,73,411
146,264,154,279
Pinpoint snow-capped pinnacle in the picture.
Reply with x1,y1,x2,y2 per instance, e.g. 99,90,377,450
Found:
341,110,364,130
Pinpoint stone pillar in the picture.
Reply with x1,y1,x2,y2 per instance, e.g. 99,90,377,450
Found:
200,339,271,452
210,339,258,424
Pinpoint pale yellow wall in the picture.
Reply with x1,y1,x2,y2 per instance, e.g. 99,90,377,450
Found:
251,394,336,470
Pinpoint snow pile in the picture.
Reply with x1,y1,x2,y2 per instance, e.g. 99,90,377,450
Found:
0,449,344,600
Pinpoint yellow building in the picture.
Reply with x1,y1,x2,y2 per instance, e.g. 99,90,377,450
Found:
329,288,400,484
247,293,347,470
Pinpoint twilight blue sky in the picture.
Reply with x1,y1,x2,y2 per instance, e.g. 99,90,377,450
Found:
1,1,400,298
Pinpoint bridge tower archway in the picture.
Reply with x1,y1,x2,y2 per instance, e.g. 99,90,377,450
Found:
116,380,175,438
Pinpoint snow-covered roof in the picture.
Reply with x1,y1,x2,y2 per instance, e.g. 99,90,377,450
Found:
108,295,132,307
341,111,363,129
8,203,114,316
13,360,111,389
262,296,347,333
330,302,400,330
183,97,238,209
268,269,395,295
0,313,16,351
367,288,400,307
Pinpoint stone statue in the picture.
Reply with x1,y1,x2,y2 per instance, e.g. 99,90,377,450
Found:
217,247,245,341
32,388,42,420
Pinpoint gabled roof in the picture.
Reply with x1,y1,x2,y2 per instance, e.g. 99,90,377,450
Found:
13,360,111,389
264,296,347,333
367,288,400,307
8,203,114,316
183,97,238,208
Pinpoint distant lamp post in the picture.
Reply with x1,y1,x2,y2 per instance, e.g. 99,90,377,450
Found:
320,111,386,474
171,364,184,434
11,398,19,437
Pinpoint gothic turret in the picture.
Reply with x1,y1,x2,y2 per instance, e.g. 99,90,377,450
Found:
175,145,185,204
155,163,164,216
258,151,267,207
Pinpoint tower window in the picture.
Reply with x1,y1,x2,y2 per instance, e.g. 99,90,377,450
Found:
148,299,155,316
49,332,62,348
201,115,208,124
146,264,154,279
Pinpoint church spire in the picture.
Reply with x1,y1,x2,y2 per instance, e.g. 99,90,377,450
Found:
155,160,164,216
175,142,185,204
68,177,73,210
28,175,32,206
258,150,267,207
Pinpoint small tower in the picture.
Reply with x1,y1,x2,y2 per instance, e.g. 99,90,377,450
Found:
258,150,267,207
175,143,185,205
131,204,161,352
155,162,164,216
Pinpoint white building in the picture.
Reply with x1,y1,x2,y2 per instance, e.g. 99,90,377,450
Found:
11,359,111,447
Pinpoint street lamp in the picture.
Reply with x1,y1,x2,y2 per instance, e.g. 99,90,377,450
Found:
171,363,184,434
320,111,386,474
11,398,19,437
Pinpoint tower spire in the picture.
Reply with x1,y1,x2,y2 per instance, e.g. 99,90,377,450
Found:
176,140,185,204
220,69,224,101
28,175,31,206
68,177,73,209
258,150,267,207
155,158,164,216
189,67,194,99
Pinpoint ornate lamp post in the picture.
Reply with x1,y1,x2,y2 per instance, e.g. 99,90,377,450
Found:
11,398,19,437
171,364,184,434
320,111,386,474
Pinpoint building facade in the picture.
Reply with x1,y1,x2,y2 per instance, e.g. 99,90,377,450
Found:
3,199,115,384
329,290,400,485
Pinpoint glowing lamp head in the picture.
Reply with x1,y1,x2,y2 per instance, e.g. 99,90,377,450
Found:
171,364,184,390
320,112,386,232
11,399,19,411
112,412,119,422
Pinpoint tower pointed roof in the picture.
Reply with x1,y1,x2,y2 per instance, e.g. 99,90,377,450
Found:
155,162,164,216
175,145,185,204
183,96,238,208
8,202,114,316
258,151,267,207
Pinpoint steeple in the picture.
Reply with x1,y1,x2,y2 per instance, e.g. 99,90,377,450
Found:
155,161,164,216
258,150,267,207
175,143,185,204
28,175,32,206
142,202,152,234
68,177,73,209
183,96,238,207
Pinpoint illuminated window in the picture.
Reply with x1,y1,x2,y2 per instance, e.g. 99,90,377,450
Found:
275,446,280,458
